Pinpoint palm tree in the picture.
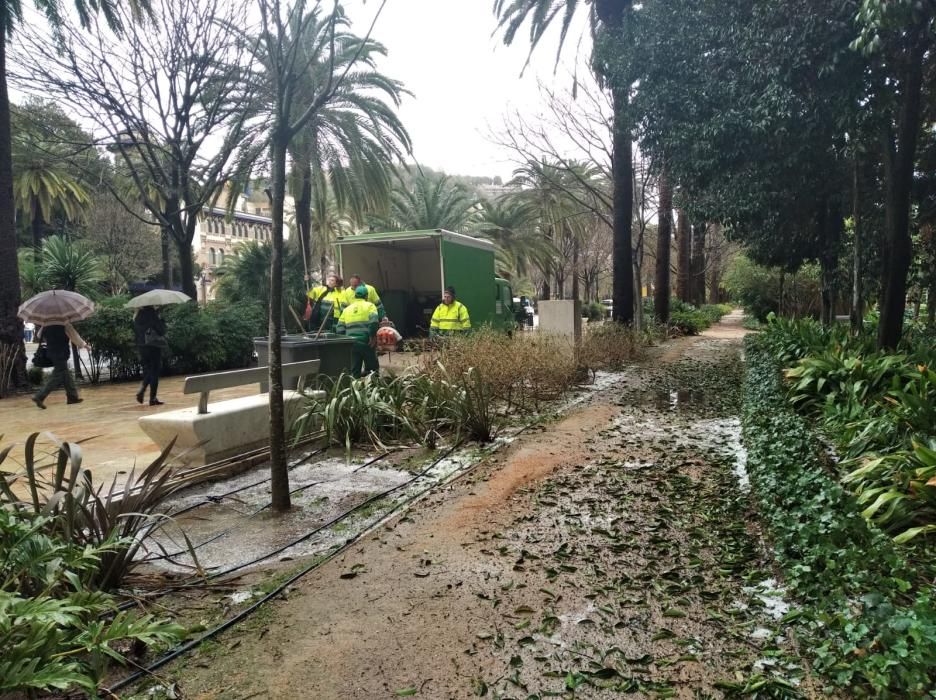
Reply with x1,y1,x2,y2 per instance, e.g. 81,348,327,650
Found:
509,159,602,300
494,0,635,323
285,9,410,271
385,172,479,231
0,0,151,390
214,240,307,317
35,235,103,296
13,163,90,249
476,197,556,280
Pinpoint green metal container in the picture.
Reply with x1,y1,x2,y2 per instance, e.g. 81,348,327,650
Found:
253,334,355,389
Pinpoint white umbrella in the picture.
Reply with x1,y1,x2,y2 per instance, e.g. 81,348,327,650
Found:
126,289,192,308
18,290,95,325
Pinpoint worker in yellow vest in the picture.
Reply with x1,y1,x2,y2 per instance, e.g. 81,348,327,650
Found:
306,274,343,333
341,274,386,320
336,285,380,377
430,286,471,337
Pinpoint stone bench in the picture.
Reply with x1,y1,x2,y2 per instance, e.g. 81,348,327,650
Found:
138,360,323,466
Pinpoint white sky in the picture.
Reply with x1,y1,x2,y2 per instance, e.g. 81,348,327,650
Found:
11,0,595,182
343,0,592,180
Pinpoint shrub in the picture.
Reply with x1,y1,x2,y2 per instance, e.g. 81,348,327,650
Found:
0,433,201,590
581,301,607,322
668,309,706,335
27,365,43,385
743,336,936,695
162,302,225,374
209,301,266,369
0,508,184,696
76,302,138,383
577,322,643,376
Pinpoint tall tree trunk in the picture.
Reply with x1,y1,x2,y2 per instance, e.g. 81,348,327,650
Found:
571,236,580,301
0,34,27,394
173,236,196,299
928,274,936,327
540,277,551,301
851,158,864,333
708,260,720,304
654,169,673,323
31,196,44,250
295,160,313,283
161,227,173,289
610,85,635,324
690,222,706,306
878,42,924,349
268,133,290,512
818,200,842,327
676,208,691,302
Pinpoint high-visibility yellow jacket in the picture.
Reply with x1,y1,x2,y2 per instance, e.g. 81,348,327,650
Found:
430,301,471,335
307,286,344,322
336,300,379,347
341,284,385,319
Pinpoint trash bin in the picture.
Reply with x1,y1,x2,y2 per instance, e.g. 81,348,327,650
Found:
253,334,355,389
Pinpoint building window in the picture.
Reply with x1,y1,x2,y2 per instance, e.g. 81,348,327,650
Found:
209,248,216,265
219,249,225,264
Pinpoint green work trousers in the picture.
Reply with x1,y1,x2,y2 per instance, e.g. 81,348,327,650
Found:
351,343,379,378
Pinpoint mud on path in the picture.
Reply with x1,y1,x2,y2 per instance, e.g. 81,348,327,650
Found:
155,315,813,699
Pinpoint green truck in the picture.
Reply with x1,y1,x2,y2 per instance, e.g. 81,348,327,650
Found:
334,229,518,337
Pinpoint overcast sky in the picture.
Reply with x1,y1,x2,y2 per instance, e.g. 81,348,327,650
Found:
343,1,592,181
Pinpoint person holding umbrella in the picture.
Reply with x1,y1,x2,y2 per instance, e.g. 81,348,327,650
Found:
126,289,190,406
17,289,95,409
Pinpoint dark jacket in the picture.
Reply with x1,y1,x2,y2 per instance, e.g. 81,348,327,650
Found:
40,325,71,362
134,308,166,347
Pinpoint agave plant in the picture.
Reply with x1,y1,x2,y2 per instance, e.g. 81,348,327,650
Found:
0,432,200,590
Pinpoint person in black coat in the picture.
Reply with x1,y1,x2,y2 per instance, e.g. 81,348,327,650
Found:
32,323,88,409
134,306,167,406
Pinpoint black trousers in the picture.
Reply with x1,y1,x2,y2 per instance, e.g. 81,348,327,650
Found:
139,346,162,399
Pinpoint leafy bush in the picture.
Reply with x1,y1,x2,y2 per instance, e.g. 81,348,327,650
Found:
668,309,706,335
0,433,200,590
27,365,43,385
0,508,184,696
76,301,138,382
78,299,265,382
762,315,936,542
581,301,607,322
743,336,936,695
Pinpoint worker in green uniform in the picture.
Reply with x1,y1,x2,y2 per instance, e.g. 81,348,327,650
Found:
336,285,380,378
306,273,344,333
341,274,386,320
429,286,471,337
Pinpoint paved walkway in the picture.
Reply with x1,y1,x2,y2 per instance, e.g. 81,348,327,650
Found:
0,374,257,487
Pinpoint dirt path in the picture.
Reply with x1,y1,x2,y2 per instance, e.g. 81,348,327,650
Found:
152,313,813,699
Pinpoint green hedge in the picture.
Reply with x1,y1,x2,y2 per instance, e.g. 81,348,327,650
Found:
77,301,267,382
743,335,936,696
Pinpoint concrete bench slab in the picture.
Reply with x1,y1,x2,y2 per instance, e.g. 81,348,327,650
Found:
138,390,320,466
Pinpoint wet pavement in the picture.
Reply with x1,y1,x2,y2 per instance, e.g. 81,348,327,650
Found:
0,373,258,487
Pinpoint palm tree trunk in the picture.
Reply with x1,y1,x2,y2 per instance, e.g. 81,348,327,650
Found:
269,131,290,513
0,33,27,394
676,209,691,302
610,85,635,324
571,236,580,301
31,196,45,250
654,169,673,323
296,161,313,274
